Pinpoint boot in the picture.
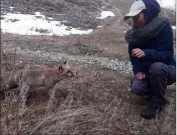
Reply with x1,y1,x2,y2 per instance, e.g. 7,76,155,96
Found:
141,106,162,119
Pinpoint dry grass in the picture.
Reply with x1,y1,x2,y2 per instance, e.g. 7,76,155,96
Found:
0,48,176,135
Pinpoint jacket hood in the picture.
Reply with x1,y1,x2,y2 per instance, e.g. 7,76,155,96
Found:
142,0,161,24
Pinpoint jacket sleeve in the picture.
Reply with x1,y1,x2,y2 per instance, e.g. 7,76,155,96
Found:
143,49,172,62
128,45,143,75
143,23,174,62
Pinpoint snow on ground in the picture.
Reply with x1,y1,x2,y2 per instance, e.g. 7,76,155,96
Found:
172,26,176,30
1,12,93,36
1,10,116,36
98,25,103,28
172,26,176,38
157,0,175,10
96,11,115,19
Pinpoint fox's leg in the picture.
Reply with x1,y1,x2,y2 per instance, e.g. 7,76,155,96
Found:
26,85,49,106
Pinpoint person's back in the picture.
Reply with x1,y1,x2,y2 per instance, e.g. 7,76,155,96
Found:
124,0,176,119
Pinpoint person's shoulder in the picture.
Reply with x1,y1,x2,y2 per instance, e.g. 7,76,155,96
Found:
162,22,173,33
158,14,171,27
157,16,172,33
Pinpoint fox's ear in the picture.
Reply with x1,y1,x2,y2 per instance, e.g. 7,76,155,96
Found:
64,60,68,65
58,66,64,73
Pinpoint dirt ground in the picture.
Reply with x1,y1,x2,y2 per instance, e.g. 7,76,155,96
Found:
1,0,176,135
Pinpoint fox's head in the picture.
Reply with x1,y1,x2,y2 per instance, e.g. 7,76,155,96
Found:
57,60,77,77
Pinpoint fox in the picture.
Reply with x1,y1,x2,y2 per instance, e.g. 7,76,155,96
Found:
5,60,77,106
7,60,77,89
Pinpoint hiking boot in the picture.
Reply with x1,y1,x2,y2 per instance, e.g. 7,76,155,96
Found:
141,106,162,119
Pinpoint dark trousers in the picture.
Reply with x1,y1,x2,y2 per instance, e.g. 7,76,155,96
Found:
131,62,176,109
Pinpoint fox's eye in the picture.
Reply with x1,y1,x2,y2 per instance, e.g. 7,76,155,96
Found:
58,66,64,73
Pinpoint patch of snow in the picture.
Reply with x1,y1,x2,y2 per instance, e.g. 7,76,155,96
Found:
48,17,53,20
9,7,14,9
96,11,115,19
172,26,176,30
157,0,175,10
1,12,93,36
172,26,176,36
61,20,68,23
34,12,43,16
98,25,103,28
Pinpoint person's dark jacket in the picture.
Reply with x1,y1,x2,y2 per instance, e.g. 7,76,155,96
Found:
128,0,176,75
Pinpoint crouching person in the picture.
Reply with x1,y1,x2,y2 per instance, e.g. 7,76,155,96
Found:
124,0,176,119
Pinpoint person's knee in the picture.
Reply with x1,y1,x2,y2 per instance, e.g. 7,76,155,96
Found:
149,62,168,76
131,82,147,96
131,86,143,96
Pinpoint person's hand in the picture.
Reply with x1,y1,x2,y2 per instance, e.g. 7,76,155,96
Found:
135,72,146,79
132,48,145,58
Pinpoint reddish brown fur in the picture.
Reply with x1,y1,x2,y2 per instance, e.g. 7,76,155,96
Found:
4,60,77,103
